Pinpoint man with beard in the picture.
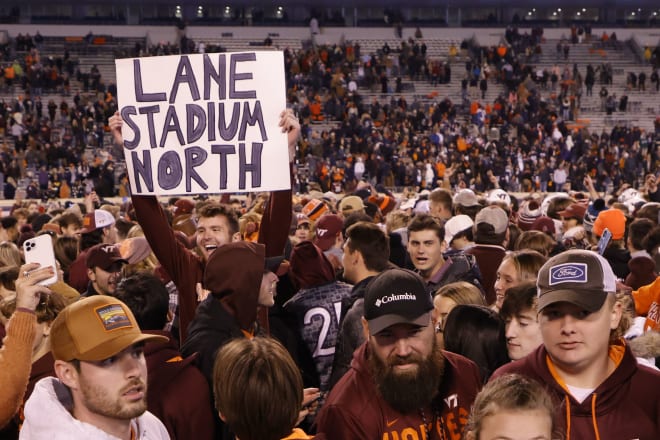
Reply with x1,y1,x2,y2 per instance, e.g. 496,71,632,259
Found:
316,268,481,439
21,296,170,439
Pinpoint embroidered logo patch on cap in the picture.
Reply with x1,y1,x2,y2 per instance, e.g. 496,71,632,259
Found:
375,292,417,307
549,263,587,285
364,269,432,335
96,304,132,331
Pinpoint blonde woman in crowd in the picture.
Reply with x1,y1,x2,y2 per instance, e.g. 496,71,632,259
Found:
433,281,485,348
0,242,23,267
493,250,547,311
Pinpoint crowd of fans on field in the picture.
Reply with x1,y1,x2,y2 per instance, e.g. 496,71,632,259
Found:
0,27,659,440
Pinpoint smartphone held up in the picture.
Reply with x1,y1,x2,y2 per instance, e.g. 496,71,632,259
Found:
22,235,58,286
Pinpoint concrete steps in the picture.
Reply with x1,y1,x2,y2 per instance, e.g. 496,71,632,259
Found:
351,38,461,61
535,39,636,68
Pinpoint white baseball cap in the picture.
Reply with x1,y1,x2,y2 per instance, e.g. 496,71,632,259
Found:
486,189,511,207
444,215,474,246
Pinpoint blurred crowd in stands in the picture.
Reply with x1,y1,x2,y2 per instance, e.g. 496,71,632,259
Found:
0,28,658,204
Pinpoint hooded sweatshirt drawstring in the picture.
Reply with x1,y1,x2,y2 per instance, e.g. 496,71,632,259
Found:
495,341,659,440
564,396,571,440
565,393,602,440
591,394,601,440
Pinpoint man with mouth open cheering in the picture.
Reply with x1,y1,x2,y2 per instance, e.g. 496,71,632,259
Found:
108,109,299,343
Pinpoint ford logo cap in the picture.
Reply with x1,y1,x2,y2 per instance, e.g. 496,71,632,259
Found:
537,249,616,312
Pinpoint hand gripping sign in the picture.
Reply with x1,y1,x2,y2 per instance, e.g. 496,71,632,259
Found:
116,51,290,195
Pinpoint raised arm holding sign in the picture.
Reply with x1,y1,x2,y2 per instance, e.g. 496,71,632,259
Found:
110,51,298,343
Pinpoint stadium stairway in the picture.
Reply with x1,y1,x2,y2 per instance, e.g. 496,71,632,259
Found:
523,38,657,133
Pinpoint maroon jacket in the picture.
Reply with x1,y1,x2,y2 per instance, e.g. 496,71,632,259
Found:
132,195,204,343
492,342,660,440
25,352,55,401
68,247,91,293
144,330,214,440
465,244,506,305
132,189,291,342
316,343,481,440
625,253,657,291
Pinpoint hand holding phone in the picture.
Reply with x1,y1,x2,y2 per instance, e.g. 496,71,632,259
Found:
15,263,55,310
23,235,58,286
597,228,612,255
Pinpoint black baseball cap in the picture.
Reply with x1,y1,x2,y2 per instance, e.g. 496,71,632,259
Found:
364,268,433,335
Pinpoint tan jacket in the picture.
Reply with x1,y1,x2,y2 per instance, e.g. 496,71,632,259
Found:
0,310,36,427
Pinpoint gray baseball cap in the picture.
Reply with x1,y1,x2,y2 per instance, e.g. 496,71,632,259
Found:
537,250,616,312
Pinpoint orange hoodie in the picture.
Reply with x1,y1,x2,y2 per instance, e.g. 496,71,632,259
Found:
633,276,660,331
0,311,36,428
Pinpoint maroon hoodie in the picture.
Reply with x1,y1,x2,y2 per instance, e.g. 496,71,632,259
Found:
492,341,660,440
625,253,657,290
317,343,481,440
180,242,265,382
202,241,265,331
132,187,291,342
144,330,215,440
289,241,335,289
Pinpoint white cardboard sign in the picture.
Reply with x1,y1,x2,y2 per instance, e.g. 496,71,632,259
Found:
116,51,290,195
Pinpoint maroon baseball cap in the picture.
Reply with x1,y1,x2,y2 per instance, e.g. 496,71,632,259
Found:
86,244,128,271
531,216,556,235
173,199,195,216
313,214,344,251
558,203,587,220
